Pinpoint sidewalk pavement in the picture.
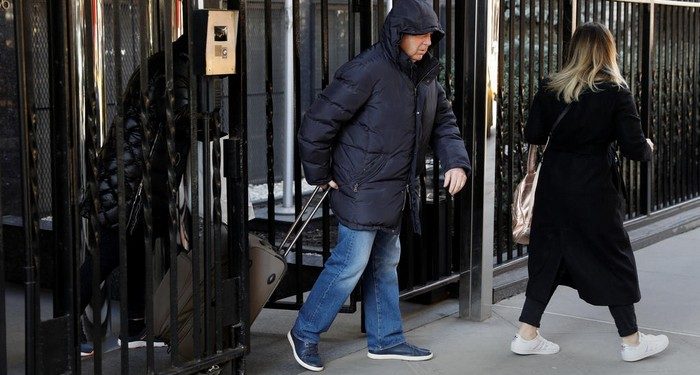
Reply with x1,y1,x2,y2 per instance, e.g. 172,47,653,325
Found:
277,226,700,375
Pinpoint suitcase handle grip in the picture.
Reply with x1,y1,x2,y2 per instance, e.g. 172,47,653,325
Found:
278,186,330,257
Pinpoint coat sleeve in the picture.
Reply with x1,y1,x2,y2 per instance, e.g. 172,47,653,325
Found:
524,81,550,145
430,83,472,176
298,61,375,185
614,89,652,162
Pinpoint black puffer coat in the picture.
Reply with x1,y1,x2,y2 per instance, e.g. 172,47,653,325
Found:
82,36,192,233
298,0,471,234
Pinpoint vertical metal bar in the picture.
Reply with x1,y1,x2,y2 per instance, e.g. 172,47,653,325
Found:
548,0,554,73
593,0,598,21
675,7,682,202
81,0,105,371
137,0,156,370
48,0,75,321
359,0,372,50
430,0,442,279
691,9,700,197
160,0,181,364
539,0,545,77
377,0,385,42
203,81,213,355
445,0,454,273
461,0,491,321
349,0,356,59
186,0,203,360
265,0,276,246
446,0,453,99
512,0,526,262
494,0,506,266
0,142,4,372
0,113,4,373
505,0,516,264
618,1,627,213
640,3,653,215
663,5,668,207
680,6,687,201
321,0,331,261
669,6,676,205
662,7,674,207
454,0,467,310
46,3,79,372
15,0,41,372
110,0,130,371
213,87,224,353
562,0,574,62
654,6,661,209
228,1,250,372
292,0,303,307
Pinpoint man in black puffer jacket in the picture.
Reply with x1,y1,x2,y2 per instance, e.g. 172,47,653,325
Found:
79,35,192,354
288,1,471,371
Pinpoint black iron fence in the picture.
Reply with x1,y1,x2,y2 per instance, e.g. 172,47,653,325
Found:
494,0,700,266
6,0,250,373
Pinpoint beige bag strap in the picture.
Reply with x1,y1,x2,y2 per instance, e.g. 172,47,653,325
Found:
525,146,538,174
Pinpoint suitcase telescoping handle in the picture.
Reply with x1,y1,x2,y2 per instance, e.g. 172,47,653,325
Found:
278,186,330,258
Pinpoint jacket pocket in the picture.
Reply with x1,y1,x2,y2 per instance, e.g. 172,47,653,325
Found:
352,154,389,192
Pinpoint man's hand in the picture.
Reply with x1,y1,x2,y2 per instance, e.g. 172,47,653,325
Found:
321,180,339,191
443,168,467,196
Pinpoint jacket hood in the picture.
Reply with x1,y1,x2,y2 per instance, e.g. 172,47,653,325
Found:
380,0,445,63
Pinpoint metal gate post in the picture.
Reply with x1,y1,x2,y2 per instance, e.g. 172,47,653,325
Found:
456,0,493,322
14,0,41,371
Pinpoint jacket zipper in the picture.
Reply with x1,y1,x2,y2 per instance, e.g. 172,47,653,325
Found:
405,63,438,213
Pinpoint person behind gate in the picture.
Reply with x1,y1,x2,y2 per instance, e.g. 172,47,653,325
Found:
288,0,471,371
510,22,669,362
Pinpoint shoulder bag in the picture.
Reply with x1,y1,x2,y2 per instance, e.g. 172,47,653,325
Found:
512,103,572,245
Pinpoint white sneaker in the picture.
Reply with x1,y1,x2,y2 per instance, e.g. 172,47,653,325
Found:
510,332,560,355
620,332,669,362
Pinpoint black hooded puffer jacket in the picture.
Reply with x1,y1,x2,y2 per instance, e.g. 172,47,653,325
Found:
81,36,191,232
298,0,471,234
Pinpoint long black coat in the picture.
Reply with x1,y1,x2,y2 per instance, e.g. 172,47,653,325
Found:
524,81,652,306
298,0,471,234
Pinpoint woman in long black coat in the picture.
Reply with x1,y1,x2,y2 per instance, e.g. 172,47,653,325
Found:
509,22,669,362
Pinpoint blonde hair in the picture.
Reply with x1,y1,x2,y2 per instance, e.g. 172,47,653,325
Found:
548,22,627,103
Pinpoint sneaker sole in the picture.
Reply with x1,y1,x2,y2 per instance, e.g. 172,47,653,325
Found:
510,345,560,355
287,331,324,372
622,339,669,362
117,339,167,349
80,351,94,358
367,352,434,361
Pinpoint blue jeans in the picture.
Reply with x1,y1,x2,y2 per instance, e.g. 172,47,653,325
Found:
292,223,406,350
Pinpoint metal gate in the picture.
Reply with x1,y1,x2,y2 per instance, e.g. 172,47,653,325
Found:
6,0,250,373
494,0,700,266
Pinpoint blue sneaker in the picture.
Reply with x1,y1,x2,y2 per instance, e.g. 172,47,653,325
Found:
287,331,324,372
80,342,94,358
367,342,433,361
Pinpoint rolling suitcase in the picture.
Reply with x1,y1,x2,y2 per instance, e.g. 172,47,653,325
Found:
154,186,329,360
249,186,329,322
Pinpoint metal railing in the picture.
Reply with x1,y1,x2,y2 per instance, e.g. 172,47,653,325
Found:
494,0,700,266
